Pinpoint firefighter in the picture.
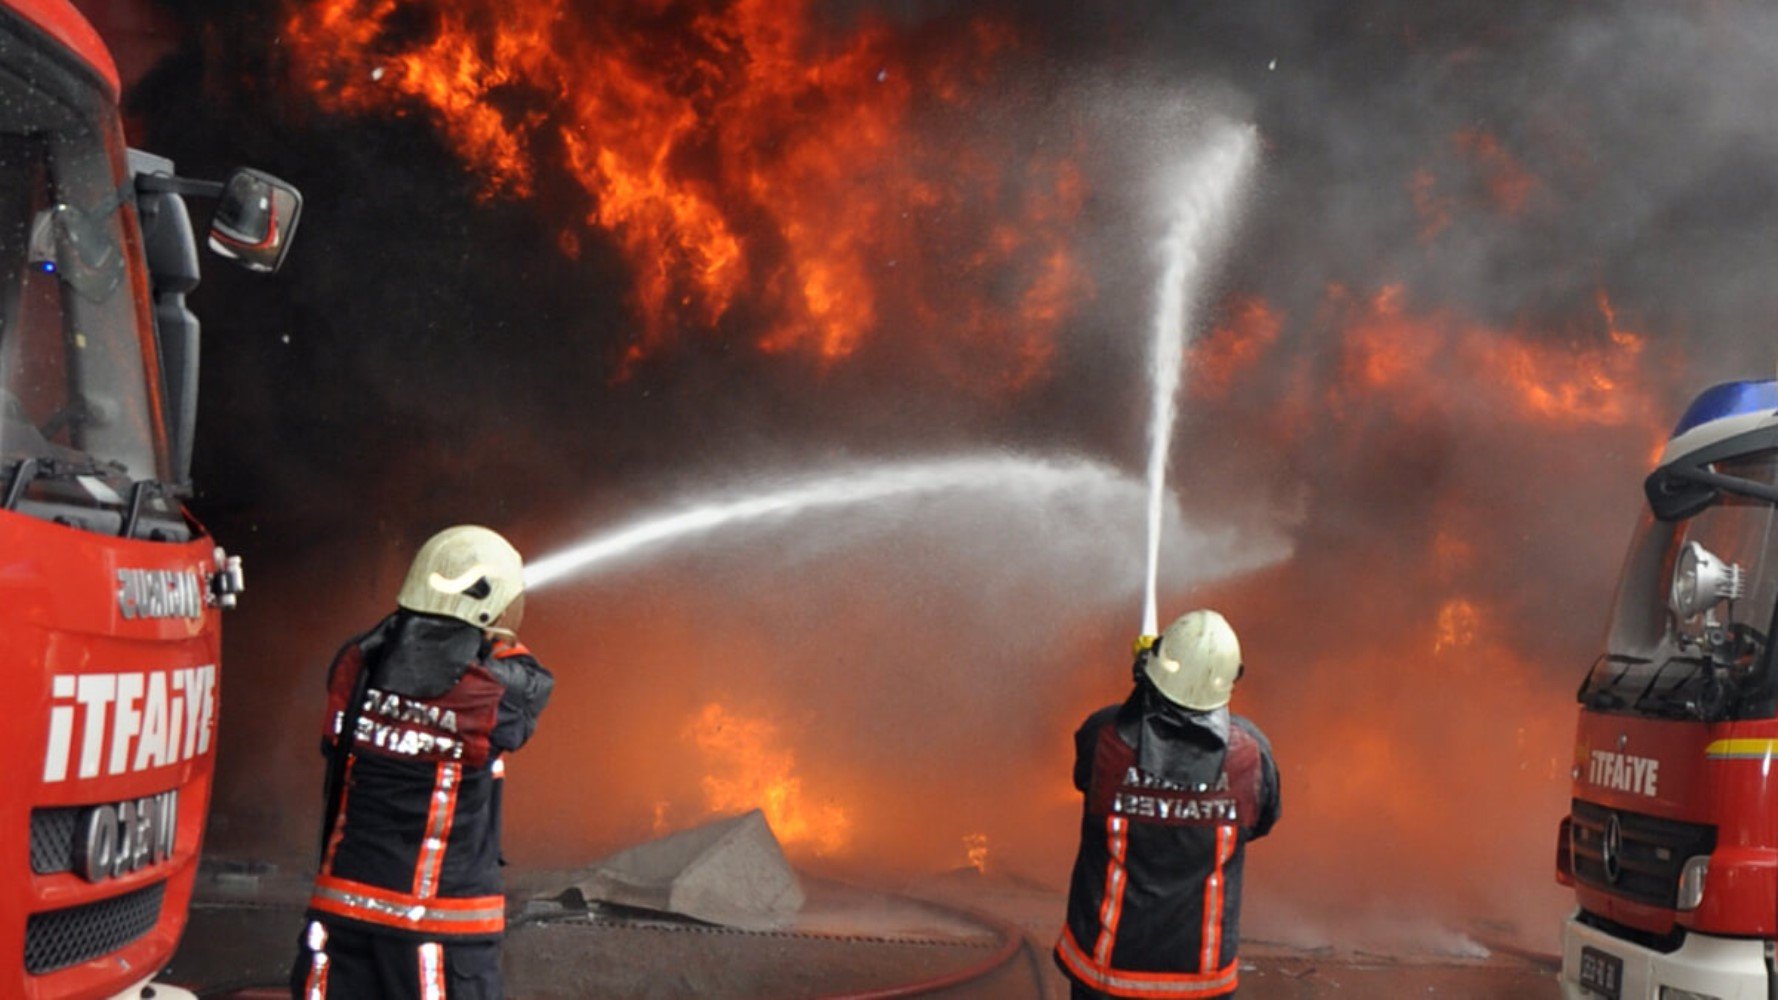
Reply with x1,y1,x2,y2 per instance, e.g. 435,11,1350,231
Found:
291,525,554,1000
1054,609,1280,999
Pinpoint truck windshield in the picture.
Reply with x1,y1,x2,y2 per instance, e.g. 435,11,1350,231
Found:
0,12,166,504
1581,450,1778,721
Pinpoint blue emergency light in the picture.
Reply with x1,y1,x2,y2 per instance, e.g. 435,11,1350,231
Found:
1670,380,1778,439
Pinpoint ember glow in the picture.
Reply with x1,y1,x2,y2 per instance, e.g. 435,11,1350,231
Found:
962,832,990,874
281,0,1089,383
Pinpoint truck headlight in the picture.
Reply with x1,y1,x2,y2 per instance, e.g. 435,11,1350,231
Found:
1660,987,1724,1000
1676,855,1709,911
1670,541,1744,619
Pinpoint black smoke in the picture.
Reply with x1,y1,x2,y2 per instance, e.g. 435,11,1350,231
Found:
91,0,1778,950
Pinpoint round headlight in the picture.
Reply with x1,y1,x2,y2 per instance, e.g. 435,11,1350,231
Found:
1670,541,1744,619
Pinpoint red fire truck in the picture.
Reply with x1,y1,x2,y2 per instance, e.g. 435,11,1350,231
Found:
1,1,299,996
1559,379,1778,999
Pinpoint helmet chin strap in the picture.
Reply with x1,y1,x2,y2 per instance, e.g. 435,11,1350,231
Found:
484,625,518,640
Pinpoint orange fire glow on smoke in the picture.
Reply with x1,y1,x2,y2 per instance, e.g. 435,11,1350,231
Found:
1154,274,1687,944
282,0,1089,383
1188,296,1283,399
687,702,851,856
1410,127,1539,241
1254,592,1575,927
1327,284,1664,437
1432,598,1481,653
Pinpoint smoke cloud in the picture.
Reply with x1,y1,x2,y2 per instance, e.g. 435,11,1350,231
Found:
101,0,1778,955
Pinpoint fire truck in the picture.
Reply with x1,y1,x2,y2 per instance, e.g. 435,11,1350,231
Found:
1559,379,1778,999
1,0,299,996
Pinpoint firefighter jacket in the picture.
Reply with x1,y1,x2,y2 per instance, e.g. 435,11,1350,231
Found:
1055,685,1279,999
305,611,554,942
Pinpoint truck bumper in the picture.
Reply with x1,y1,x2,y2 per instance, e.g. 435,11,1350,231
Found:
109,978,197,1000
1560,910,1771,1000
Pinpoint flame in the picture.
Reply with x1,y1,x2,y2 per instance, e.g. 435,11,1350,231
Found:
1466,294,1650,428
1432,598,1481,653
962,832,990,874
281,0,1089,384
1321,284,1666,439
1338,285,1441,395
687,702,850,856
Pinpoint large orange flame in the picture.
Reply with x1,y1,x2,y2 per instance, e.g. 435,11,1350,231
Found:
281,0,1089,384
687,702,851,856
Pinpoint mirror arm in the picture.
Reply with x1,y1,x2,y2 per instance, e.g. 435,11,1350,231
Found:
135,174,227,199
1666,464,1778,506
4,458,37,510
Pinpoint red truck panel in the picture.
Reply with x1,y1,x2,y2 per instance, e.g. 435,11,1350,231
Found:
0,509,220,999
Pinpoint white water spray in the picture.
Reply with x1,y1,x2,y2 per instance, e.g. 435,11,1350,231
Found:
527,453,1149,590
1140,123,1260,637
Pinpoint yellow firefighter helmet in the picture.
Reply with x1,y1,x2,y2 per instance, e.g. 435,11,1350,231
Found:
1146,609,1242,710
396,525,525,629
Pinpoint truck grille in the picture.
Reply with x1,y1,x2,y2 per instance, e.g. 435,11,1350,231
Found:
29,807,82,875
24,881,165,975
1570,799,1716,909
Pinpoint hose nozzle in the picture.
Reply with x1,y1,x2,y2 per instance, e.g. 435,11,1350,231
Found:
1132,634,1158,656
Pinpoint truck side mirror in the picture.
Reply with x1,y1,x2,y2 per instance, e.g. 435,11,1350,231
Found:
206,168,302,273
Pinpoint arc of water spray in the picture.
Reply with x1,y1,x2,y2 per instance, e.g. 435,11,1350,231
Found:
526,453,1140,590
1140,123,1260,637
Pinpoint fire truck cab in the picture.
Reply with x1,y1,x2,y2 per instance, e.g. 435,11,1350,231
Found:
1560,380,1778,1000
0,0,298,996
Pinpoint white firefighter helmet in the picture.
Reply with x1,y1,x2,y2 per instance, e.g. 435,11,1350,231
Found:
396,525,525,629
1145,609,1242,710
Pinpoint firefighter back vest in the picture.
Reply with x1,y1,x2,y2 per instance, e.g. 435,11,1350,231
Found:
1056,708,1268,998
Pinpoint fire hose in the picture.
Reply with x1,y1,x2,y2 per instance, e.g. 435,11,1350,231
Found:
817,904,1041,1000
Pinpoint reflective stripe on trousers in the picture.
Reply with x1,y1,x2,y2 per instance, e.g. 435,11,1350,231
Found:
303,921,331,999
418,942,445,1000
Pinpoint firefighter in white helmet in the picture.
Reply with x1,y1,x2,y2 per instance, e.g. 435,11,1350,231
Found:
1054,609,1280,999
291,526,553,1000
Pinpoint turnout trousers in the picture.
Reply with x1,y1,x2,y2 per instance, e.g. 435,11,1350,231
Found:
290,917,502,1000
